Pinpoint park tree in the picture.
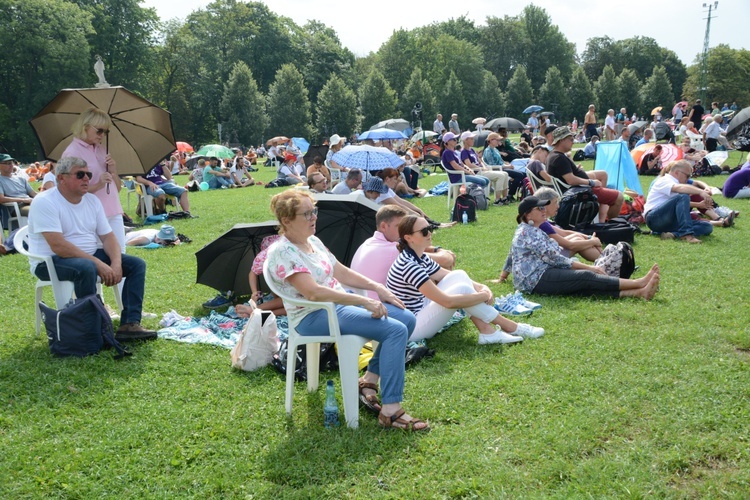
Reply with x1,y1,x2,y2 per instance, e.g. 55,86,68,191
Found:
376,29,420,100
616,69,642,118
520,5,575,89
682,45,750,106
438,72,466,127
479,14,526,87
581,36,622,82
641,66,673,117
538,66,570,121
220,61,267,146
567,66,596,124
474,71,505,119
298,20,355,104
418,15,481,46
359,68,397,130
73,0,159,93
593,65,620,114
316,75,358,141
398,68,435,126
0,0,94,158
505,66,533,119
266,64,313,139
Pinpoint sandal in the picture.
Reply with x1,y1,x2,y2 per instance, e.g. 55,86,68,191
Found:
358,380,382,415
378,409,430,432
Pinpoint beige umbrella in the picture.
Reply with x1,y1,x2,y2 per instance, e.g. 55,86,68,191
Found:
28,86,176,175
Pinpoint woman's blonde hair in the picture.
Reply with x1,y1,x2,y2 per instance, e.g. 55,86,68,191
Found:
270,189,315,234
71,107,112,140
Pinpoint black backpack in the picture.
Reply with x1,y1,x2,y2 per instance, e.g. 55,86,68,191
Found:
452,194,477,223
594,241,636,279
467,183,488,210
574,218,638,244
554,186,599,229
573,150,585,161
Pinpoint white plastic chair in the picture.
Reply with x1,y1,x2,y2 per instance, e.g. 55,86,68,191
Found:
2,202,28,236
325,160,342,187
14,226,123,335
551,176,572,198
440,163,467,209
263,261,370,429
527,169,556,194
123,177,137,210
136,182,178,217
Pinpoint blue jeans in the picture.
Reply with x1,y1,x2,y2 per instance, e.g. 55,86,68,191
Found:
34,249,147,324
645,194,713,238
298,303,415,405
208,176,232,189
465,174,489,187
146,181,186,200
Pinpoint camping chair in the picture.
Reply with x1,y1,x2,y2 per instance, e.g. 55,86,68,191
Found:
263,261,370,429
13,226,123,335
527,170,555,195
2,202,27,238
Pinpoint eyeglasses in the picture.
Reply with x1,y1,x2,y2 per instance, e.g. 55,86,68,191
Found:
65,171,93,180
296,208,318,220
411,226,433,237
534,206,547,212
315,179,327,184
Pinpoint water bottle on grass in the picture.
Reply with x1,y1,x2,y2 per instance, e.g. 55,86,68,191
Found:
324,380,340,428
462,211,468,224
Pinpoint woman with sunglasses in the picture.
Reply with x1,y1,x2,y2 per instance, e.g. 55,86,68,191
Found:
265,190,428,432
61,107,126,250
386,215,544,344
503,196,660,298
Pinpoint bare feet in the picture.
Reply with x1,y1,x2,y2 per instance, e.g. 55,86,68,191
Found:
634,264,659,287
643,272,661,300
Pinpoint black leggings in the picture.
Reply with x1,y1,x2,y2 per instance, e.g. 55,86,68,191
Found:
532,268,620,297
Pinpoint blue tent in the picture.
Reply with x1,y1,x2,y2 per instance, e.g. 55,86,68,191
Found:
595,141,643,195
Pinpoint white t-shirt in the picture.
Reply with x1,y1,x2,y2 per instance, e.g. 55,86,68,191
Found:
375,187,398,204
644,174,679,215
42,172,57,188
27,188,112,271
331,181,354,194
605,115,616,131
125,228,158,245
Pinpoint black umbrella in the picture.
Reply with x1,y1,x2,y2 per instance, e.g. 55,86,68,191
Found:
195,221,279,296
302,144,329,168
312,193,378,268
473,130,492,148
485,117,525,132
726,106,750,141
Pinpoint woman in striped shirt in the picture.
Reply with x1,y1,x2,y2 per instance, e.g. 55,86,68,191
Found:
386,215,544,344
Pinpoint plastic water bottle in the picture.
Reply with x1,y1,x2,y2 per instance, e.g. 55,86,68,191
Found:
323,380,340,428
462,211,468,224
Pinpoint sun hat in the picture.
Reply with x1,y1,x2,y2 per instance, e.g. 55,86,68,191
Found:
363,177,388,194
329,134,345,146
156,225,177,242
442,132,458,143
460,131,477,142
517,196,550,217
551,126,575,145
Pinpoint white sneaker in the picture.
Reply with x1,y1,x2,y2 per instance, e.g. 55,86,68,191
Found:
478,329,524,345
513,323,545,339
513,291,541,311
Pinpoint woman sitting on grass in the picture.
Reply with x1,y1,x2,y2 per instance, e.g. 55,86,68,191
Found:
500,196,660,300
265,190,428,432
386,215,545,344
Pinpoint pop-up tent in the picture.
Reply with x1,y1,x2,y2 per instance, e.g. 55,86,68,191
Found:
594,141,643,195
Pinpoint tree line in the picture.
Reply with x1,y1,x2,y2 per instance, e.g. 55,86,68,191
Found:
1,0,748,160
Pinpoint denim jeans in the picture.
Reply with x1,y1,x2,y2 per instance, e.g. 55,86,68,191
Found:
208,176,232,189
146,181,186,200
34,249,147,324
464,174,489,187
645,194,713,238
297,303,415,405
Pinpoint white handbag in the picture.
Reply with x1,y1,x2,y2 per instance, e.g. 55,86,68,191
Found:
231,309,278,371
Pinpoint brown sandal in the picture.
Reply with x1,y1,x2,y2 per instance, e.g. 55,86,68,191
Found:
358,380,382,415
378,409,430,432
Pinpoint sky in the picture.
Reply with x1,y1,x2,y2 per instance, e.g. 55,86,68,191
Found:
143,0,748,66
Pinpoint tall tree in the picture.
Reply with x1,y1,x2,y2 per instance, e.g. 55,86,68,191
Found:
505,66,533,119
220,61,267,146
616,69,642,118
538,66,570,121
519,5,576,89
359,68,397,131
581,36,622,82
398,68,435,127
315,75,358,141
640,66,673,117
438,71,466,128
266,64,313,138
593,65,620,115
0,0,94,158
298,20,354,105
479,15,526,87
375,29,419,99
682,45,750,106
474,71,505,119
567,66,595,124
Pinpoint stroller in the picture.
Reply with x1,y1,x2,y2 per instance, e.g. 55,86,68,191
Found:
422,142,442,171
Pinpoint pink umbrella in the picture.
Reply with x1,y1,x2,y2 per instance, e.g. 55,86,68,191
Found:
631,143,684,166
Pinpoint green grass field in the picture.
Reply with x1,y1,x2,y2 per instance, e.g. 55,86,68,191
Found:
1,151,749,497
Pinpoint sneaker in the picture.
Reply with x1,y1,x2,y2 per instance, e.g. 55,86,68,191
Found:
493,198,505,206
115,322,157,341
203,291,233,309
478,329,523,345
104,303,120,320
512,291,541,311
512,323,545,339
494,294,533,316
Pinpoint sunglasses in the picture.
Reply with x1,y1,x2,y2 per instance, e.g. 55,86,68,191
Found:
67,171,93,180
93,127,109,135
297,208,318,220
411,226,433,237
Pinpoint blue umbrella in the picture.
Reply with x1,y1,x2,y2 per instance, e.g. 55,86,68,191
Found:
357,128,407,141
331,145,405,172
292,137,309,154
523,105,544,114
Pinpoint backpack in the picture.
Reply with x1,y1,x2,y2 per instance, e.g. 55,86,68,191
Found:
265,178,291,188
573,150,585,161
574,218,638,244
594,242,636,279
554,186,599,229
39,294,131,359
467,183,489,210
452,193,477,222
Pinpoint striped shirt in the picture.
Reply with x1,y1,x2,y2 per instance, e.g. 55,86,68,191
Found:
386,248,440,315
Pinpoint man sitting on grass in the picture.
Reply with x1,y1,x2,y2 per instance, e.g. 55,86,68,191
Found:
136,160,191,214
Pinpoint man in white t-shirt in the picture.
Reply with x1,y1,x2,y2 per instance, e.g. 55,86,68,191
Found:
604,109,616,141
643,160,713,244
27,156,156,340
350,206,455,298
331,168,362,194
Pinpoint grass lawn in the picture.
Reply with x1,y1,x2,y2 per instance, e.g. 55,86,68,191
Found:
1,151,749,497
